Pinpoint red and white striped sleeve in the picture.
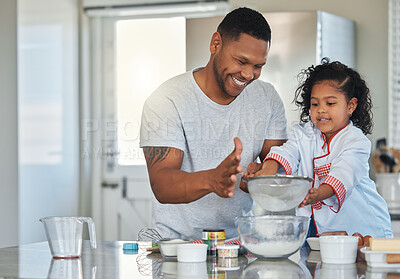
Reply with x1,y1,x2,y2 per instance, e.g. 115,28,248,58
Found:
264,153,292,175
322,175,346,213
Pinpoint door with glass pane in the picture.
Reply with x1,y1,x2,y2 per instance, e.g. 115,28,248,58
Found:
95,16,186,240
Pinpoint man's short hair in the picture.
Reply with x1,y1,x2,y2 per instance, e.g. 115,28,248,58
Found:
217,7,271,44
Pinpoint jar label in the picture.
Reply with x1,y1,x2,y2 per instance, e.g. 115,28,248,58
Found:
202,231,226,240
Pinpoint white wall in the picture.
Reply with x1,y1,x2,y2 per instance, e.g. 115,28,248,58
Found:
0,0,18,248
18,0,80,244
230,0,389,151
0,0,80,248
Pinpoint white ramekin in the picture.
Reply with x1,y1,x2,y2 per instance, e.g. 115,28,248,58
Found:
319,235,358,264
177,244,208,262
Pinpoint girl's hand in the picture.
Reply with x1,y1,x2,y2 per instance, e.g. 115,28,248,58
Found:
299,188,320,207
240,162,262,193
254,168,275,177
254,159,280,177
240,160,281,192
299,184,334,207
246,162,262,177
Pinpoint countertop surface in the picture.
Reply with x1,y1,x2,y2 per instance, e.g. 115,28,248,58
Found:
0,240,398,278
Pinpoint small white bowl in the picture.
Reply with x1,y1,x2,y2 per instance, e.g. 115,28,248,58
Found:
177,244,208,263
158,239,191,258
306,237,320,250
319,236,358,264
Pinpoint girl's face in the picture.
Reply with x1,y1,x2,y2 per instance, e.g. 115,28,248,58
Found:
310,81,357,142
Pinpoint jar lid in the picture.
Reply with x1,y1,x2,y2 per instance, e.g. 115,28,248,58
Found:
203,229,225,232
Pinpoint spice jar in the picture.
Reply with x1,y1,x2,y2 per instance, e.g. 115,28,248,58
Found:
202,229,226,256
216,244,239,258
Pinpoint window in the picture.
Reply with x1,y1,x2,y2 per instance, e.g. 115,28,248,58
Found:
115,17,186,165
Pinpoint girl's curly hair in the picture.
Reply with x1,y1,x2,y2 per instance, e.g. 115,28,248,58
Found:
294,58,373,135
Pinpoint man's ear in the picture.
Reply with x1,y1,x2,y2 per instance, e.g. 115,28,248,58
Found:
210,32,222,54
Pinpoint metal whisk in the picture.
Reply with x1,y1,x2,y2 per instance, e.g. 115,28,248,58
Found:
136,251,163,276
138,228,163,242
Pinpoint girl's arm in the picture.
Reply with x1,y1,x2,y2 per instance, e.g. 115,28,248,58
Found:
299,183,335,207
243,159,281,179
240,159,282,193
256,159,281,176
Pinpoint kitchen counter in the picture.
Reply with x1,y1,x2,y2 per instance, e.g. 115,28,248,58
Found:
0,240,398,278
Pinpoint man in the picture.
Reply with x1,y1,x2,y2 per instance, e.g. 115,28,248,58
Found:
140,7,287,240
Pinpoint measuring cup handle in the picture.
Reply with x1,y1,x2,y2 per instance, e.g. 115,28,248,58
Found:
78,217,97,249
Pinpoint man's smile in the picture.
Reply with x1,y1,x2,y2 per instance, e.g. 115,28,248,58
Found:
231,75,248,87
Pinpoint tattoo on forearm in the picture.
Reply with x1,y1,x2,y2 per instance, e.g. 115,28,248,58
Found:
144,147,170,168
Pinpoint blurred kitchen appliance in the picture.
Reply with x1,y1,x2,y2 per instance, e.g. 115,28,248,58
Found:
372,139,400,214
187,11,355,129
375,173,400,214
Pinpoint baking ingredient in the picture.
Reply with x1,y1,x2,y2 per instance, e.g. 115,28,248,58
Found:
244,241,300,257
363,235,372,246
352,232,364,247
386,254,400,263
202,230,226,240
216,245,239,258
370,238,400,251
202,229,225,256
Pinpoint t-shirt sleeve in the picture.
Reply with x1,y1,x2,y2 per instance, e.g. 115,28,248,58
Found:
139,92,186,152
264,83,288,140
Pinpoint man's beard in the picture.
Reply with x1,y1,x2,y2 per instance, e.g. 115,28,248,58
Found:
212,55,237,98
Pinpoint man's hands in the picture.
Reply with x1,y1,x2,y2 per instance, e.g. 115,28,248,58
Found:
144,138,245,203
211,137,243,198
144,137,286,203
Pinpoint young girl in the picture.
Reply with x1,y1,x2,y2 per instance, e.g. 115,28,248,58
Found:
250,58,392,238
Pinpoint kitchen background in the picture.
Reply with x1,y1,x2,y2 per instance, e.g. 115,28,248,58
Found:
0,0,396,248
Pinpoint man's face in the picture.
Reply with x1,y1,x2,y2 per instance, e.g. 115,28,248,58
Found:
212,33,269,98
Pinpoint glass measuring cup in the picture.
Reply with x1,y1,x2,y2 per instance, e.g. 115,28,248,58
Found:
40,216,97,259
47,258,97,279
47,258,82,279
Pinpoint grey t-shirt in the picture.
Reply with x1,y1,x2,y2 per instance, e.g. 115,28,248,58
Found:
140,69,287,240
